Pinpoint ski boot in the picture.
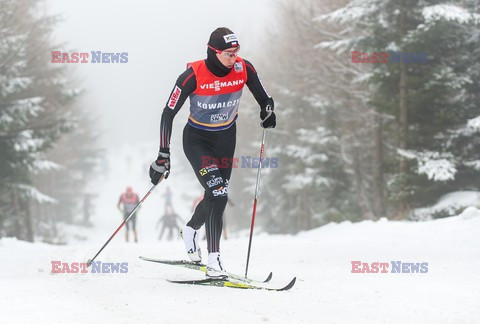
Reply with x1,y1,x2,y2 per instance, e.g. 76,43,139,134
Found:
206,252,227,279
180,225,202,262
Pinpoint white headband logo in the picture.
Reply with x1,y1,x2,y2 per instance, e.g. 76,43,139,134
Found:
223,34,238,43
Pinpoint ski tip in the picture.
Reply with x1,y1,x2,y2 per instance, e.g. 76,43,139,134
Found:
278,277,296,291
263,272,273,283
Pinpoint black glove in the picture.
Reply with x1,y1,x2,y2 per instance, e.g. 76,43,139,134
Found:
260,105,276,129
149,151,170,185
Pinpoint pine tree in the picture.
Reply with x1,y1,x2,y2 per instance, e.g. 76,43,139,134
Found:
318,0,480,218
0,0,100,241
249,0,374,233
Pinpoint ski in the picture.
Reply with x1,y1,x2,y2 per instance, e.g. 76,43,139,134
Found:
168,277,296,291
139,256,273,284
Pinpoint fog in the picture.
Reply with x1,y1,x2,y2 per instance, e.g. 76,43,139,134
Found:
47,0,274,147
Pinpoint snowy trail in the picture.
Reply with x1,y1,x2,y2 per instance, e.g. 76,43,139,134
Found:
2,144,480,323
2,212,480,324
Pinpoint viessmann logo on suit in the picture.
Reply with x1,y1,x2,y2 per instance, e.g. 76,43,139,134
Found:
199,79,245,92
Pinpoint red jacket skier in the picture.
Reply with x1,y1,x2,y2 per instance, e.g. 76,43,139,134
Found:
117,186,140,242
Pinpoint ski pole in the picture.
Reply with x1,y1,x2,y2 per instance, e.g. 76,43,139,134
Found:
245,108,272,278
87,171,169,266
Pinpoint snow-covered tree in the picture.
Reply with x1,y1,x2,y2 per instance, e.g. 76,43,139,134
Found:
0,0,101,241
317,0,480,218
247,0,377,233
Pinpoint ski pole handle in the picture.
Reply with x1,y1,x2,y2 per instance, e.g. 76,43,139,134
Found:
259,105,273,128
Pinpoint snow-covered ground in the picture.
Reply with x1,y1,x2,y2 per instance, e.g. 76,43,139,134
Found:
1,144,480,323
2,210,480,323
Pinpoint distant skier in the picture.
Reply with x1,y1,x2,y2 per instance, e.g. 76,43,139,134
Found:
117,186,140,242
164,186,173,213
149,27,276,278
157,206,183,240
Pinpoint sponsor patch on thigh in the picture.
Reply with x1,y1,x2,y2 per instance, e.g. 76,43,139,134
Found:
206,175,223,188
199,164,219,176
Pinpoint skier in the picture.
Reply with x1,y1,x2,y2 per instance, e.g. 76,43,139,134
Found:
164,186,173,214
157,206,183,240
117,186,140,242
149,27,276,278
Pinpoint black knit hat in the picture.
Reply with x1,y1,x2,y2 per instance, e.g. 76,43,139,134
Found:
208,27,240,51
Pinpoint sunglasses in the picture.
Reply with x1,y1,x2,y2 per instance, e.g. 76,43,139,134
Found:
208,45,240,58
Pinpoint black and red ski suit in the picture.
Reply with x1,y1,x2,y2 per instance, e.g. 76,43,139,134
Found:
158,56,273,253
